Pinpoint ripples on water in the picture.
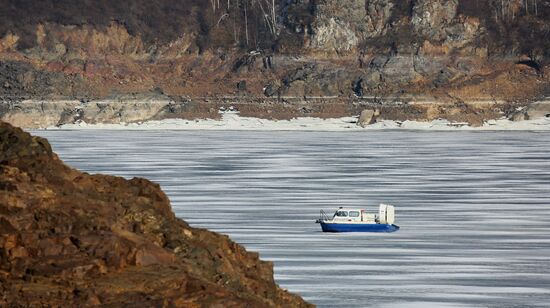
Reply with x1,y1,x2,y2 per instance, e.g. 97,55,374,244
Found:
35,130,550,307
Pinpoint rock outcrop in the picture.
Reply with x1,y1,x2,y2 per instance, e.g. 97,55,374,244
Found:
411,0,459,41
0,121,312,307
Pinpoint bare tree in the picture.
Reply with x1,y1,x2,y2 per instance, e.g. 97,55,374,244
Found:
244,0,249,46
254,0,279,36
212,0,279,46
522,0,540,16
234,0,238,44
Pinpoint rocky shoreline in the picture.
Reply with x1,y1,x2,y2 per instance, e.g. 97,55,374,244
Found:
1,98,549,129
0,121,312,307
1,1,548,130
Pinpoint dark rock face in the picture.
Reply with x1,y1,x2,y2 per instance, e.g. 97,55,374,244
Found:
0,61,89,99
0,121,312,307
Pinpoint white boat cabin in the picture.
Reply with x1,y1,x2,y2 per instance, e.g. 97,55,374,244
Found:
331,204,395,225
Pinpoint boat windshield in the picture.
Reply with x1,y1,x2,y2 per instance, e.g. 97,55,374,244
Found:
335,211,348,217
349,211,360,217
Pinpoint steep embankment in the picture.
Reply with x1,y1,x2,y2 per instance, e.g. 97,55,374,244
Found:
0,0,549,127
0,121,312,307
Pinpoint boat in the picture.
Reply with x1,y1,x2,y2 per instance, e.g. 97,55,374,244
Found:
316,204,400,233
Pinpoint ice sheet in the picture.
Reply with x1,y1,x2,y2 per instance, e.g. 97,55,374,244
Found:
33,130,550,307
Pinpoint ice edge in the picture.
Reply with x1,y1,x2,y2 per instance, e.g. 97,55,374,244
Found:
47,114,550,131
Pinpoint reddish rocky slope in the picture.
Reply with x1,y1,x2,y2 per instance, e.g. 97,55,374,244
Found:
0,121,312,307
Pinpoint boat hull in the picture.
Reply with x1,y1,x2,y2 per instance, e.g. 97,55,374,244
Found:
320,222,400,233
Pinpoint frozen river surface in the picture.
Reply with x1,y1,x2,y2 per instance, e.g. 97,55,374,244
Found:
35,130,550,307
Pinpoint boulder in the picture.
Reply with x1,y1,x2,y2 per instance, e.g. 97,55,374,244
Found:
525,101,550,120
357,109,378,127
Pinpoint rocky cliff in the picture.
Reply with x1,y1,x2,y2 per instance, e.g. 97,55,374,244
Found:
0,120,312,307
0,0,549,126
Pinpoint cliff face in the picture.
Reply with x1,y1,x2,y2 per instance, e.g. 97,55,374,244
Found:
278,0,548,100
0,121,312,307
0,1,548,110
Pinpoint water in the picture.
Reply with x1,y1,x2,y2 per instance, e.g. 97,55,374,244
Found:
34,130,550,307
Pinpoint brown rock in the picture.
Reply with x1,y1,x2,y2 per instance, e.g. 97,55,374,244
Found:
134,244,176,266
0,121,312,307
9,246,28,258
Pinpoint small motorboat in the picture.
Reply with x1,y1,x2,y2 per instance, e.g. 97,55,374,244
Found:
316,204,400,233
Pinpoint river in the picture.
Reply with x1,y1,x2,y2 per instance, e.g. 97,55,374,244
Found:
34,130,550,307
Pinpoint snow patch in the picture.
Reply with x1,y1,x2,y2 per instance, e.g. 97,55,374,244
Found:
48,113,550,131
